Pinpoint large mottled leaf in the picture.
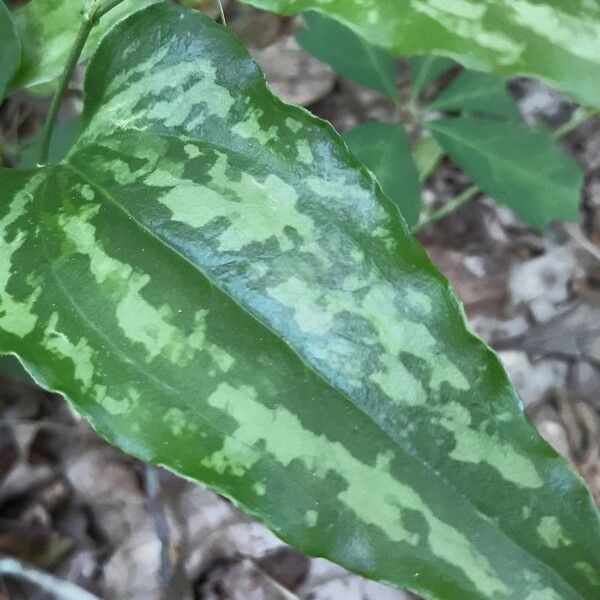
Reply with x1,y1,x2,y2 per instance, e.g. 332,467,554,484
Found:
239,0,600,107
10,0,158,91
0,2,20,101
428,118,583,229
1,5,599,600
297,12,398,99
427,71,520,121
344,122,421,225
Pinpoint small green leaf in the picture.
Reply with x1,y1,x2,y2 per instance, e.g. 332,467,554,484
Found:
240,0,600,107
410,56,456,100
344,122,421,225
1,6,599,600
0,2,21,101
427,71,520,121
297,11,398,99
10,0,158,91
428,117,583,229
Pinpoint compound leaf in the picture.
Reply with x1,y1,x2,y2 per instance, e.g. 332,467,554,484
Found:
239,0,600,107
428,117,583,229
1,5,599,600
344,122,422,225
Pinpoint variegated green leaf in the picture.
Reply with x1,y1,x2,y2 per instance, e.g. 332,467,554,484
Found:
1,5,599,600
239,0,600,107
10,0,157,91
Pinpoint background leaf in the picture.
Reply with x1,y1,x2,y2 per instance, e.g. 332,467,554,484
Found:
10,0,158,91
427,71,520,121
344,122,422,225
413,135,444,183
297,11,398,99
1,5,599,600
0,2,21,101
239,0,600,106
410,56,456,100
428,117,583,229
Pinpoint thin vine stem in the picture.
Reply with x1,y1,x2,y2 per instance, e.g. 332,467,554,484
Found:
413,107,599,233
413,185,479,234
37,0,127,165
216,0,227,25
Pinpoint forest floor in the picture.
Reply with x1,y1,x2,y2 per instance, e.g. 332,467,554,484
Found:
1,3,599,600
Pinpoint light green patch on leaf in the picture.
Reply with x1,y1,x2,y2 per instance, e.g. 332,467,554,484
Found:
537,516,572,549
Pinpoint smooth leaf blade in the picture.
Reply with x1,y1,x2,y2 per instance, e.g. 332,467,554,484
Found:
297,11,398,99
10,0,157,91
427,71,520,121
0,2,21,101
344,122,422,225
240,0,600,107
1,5,599,600
428,117,583,229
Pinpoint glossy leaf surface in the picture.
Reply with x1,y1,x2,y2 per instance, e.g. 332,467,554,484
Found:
1,5,599,600
240,0,600,106
428,118,583,229
344,122,421,225
427,71,520,121
0,2,21,101
10,0,157,91
297,11,398,99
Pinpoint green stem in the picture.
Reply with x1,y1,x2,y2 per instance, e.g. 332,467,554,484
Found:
37,0,127,165
413,185,479,234
552,107,598,139
413,107,599,234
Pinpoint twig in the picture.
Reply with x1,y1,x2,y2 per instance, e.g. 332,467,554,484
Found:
144,467,173,588
143,466,192,600
0,555,100,600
